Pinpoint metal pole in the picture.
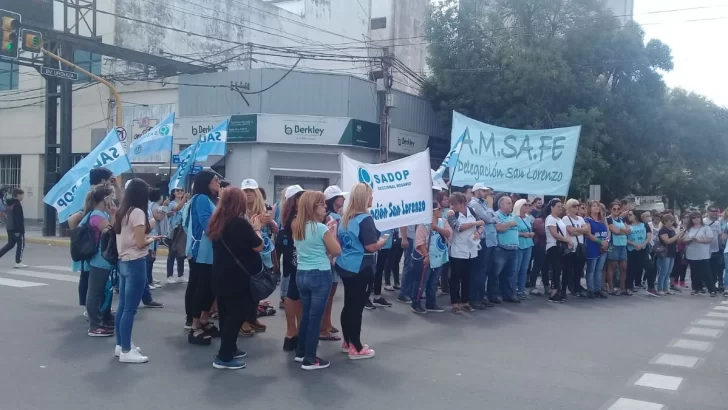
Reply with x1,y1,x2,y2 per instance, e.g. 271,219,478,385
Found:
57,44,74,236
42,44,59,237
379,49,392,164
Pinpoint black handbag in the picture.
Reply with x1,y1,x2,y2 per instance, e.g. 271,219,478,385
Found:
555,224,571,256
221,239,276,302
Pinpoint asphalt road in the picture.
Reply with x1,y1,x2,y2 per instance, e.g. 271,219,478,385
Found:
0,244,726,410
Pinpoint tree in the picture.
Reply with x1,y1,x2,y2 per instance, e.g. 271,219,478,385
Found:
424,0,728,207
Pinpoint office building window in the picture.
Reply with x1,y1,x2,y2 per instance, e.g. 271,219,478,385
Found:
73,50,102,83
0,61,19,91
0,155,21,188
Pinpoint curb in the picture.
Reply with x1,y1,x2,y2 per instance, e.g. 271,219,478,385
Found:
0,234,170,256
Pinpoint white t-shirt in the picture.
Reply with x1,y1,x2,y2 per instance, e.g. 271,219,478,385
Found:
117,207,148,261
546,215,569,251
562,215,585,248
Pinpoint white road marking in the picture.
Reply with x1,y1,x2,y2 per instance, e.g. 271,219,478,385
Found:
634,373,683,391
693,319,727,327
652,353,700,368
684,327,722,338
0,277,47,288
608,398,663,410
721,301,728,305
669,339,714,352
34,266,76,273
0,269,79,283
712,306,728,311
706,312,728,318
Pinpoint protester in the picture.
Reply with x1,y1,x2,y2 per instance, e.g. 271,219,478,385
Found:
584,200,608,298
544,199,571,303
335,183,384,360
657,214,680,296
292,191,341,369
208,187,264,370
412,200,452,313
435,191,451,294
606,201,630,295
279,185,304,350
147,188,165,290
704,207,722,293
469,184,497,307
321,185,347,340
113,178,157,363
0,188,27,268
185,170,221,345
530,209,548,295
492,196,520,303
446,192,483,313
625,210,651,296
683,211,716,296
562,199,588,297
166,188,188,284
513,199,535,300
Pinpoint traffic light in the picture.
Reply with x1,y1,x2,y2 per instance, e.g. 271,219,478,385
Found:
21,29,41,53
0,9,20,59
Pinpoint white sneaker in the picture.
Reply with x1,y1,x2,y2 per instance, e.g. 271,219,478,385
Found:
114,343,142,357
148,284,158,290
152,279,160,285
119,349,148,364
177,276,188,283
166,277,177,285
14,263,28,269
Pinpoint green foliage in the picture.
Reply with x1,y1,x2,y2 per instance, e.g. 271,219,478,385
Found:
425,0,728,207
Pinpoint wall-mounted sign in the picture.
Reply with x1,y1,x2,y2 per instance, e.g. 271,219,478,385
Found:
388,127,429,155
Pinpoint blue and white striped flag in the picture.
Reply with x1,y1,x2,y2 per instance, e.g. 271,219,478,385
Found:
44,128,132,222
168,142,199,193
433,128,467,187
128,113,175,162
194,119,228,163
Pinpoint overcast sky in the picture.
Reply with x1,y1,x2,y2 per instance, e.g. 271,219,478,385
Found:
635,0,728,107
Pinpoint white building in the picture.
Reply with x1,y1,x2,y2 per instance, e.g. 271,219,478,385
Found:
0,0,430,221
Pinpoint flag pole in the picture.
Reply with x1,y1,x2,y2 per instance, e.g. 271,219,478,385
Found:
446,128,468,190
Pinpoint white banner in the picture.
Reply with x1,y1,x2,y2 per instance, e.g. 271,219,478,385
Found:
341,149,433,231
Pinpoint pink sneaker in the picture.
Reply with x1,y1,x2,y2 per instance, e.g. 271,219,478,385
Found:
348,345,375,360
342,342,369,353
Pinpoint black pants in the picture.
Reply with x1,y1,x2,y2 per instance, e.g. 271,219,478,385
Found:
78,270,89,306
340,266,374,352
186,261,215,322
627,249,647,291
217,293,246,361
645,252,657,290
166,250,185,278
87,266,113,329
547,247,564,290
146,252,155,285
562,252,585,293
440,263,450,293
710,251,723,289
689,259,715,292
672,252,687,282
530,244,547,288
384,241,403,286
449,257,472,304
373,248,390,297
0,231,24,263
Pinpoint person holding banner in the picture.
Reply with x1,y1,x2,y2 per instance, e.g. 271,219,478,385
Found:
446,192,483,313
336,183,385,360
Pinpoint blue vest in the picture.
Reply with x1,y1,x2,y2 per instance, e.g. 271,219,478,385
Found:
335,213,369,274
260,225,274,268
185,194,215,264
428,218,449,269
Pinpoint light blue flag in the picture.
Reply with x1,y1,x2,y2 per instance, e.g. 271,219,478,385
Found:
128,112,175,162
433,128,467,186
194,119,228,163
168,142,199,193
43,128,132,222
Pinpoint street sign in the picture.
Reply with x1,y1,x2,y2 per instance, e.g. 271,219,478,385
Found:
40,66,78,80
172,154,181,164
190,165,203,175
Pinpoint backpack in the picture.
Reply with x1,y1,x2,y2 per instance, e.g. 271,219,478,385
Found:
99,227,119,264
70,215,96,262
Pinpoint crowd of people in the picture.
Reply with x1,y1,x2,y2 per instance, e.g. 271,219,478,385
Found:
9,165,728,371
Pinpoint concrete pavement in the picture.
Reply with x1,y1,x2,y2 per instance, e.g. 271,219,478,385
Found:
0,244,726,410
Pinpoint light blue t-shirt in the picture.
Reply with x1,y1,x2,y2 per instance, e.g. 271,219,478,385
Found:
496,211,519,248
294,222,332,271
627,222,647,252
515,216,534,249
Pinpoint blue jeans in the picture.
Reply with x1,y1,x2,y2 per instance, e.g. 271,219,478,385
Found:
657,256,675,292
116,258,147,351
516,247,533,294
724,254,728,291
411,266,441,308
295,269,333,360
399,244,419,299
492,247,518,299
471,240,490,303
586,254,607,292
484,246,500,299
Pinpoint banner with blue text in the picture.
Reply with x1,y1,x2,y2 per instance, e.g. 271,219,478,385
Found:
449,111,581,196
341,150,433,231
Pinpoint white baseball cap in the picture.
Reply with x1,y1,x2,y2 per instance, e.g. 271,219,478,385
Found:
285,185,304,200
324,185,348,201
240,179,259,190
125,180,131,189
473,183,492,192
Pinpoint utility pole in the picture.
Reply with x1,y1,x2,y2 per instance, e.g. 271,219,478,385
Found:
42,43,59,236
379,48,393,163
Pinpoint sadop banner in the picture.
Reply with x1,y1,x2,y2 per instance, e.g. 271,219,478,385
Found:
44,129,132,222
168,143,197,193
195,119,228,164
341,149,432,231
128,112,175,163
449,111,581,196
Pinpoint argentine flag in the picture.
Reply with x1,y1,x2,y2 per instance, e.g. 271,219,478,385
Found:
43,128,132,222
168,143,199,193
195,119,228,164
128,113,175,162
432,128,467,187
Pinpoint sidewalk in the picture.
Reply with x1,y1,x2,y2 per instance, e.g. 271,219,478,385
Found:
0,225,171,256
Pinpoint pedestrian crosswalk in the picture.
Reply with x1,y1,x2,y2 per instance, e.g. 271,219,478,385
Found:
0,263,179,289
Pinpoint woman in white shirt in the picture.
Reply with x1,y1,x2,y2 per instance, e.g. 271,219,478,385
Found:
544,199,572,303
446,192,483,313
562,198,589,298
683,211,716,296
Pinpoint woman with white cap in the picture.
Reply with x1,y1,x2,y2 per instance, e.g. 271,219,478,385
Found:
278,184,305,351
318,185,348,341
